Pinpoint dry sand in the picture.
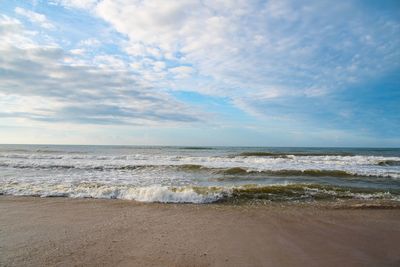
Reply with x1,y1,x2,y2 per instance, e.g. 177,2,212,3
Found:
0,196,399,267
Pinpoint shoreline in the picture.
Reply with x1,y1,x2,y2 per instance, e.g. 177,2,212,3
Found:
1,196,400,266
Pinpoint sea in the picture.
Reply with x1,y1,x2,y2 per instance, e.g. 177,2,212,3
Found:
1,145,400,204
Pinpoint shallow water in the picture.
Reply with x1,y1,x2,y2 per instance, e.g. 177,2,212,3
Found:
1,145,399,203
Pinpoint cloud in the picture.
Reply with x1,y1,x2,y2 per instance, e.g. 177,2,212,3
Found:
169,66,194,79
78,38,101,47
69,48,85,55
1,1,399,145
92,0,400,113
49,0,98,10
0,15,37,48
15,7,54,29
0,15,203,126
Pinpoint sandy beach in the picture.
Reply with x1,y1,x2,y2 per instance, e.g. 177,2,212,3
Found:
0,197,399,267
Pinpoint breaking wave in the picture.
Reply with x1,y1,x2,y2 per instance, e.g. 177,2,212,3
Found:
1,146,399,204
236,152,354,157
1,182,399,203
378,160,400,166
217,168,378,177
0,162,399,179
0,183,223,203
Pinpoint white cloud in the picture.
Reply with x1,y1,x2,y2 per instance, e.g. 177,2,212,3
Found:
70,48,85,55
49,0,98,10
0,15,204,126
169,66,194,79
78,38,101,47
93,55,127,69
0,15,37,48
2,0,400,136
15,7,54,29
89,0,399,110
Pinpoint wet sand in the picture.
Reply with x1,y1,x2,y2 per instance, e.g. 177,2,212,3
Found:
0,197,399,267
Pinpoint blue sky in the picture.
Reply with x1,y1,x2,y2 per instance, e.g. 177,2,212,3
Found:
0,0,399,146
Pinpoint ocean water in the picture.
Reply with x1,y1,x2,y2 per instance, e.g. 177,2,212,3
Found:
0,145,400,203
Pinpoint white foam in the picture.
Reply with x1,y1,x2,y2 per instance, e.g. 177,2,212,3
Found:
0,183,225,203
1,149,400,195
2,182,399,203
118,186,222,203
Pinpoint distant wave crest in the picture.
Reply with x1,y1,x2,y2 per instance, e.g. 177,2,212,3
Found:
236,151,354,157
1,162,399,179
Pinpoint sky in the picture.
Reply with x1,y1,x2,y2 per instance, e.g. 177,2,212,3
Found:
0,0,399,147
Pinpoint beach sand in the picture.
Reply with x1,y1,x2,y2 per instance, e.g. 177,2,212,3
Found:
1,197,399,267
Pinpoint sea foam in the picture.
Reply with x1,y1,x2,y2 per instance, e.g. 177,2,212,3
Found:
1,145,400,203
1,182,399,203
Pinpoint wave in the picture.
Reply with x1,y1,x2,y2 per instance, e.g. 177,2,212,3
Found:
1,161,399,179
0,163,357,176
0,163,206,171
378,160,400,166
229,184,399,201
0,149,31,153
215,168,397,178
180,147,215,150
34,149,66,153
0,183,223,203
237,152,289,157
107,164,205,171
236,152,354,157
0,163,76,169
0,153,87,160
1,182,399,203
